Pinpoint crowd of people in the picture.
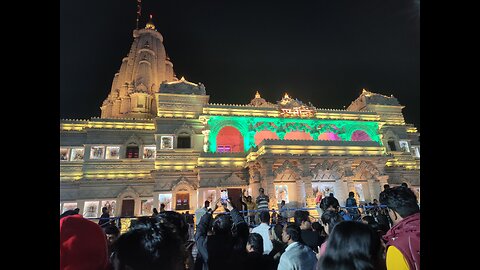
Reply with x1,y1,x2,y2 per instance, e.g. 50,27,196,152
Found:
60,184,420,270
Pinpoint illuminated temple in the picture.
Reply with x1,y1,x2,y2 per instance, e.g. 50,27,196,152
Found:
60,18,420,218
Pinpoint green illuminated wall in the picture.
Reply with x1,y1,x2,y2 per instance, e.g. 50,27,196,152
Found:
207,116,382,152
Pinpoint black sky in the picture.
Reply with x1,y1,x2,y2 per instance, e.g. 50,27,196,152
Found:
60,0,420,130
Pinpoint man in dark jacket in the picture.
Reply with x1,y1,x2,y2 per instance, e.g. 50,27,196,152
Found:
380,186,420,270
195,199,249,270
293,210,324,253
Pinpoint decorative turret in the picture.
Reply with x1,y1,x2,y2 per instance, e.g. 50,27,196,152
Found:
145,14,156,30
249,91,275,107
100,15,178,119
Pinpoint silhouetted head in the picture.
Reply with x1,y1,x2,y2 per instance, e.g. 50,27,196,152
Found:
379,186,419,219
317,221,385,270
246,232,264,254
111,218,185,270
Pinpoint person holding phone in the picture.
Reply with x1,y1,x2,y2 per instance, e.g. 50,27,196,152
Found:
194,198,249,270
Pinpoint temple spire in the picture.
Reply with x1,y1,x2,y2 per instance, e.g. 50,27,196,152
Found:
255,91,261,98
145,14,156,30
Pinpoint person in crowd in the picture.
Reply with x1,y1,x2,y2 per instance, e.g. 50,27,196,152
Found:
271,208,278,224
383,184,390,191
315,191,323,218
158,210,195,270
255,188,270,224
110,217,186,270
318,210,344,257
238,194,248,219
278,223,317,270
104,224,120,257
195,200,210,227
269,223,287,267
401,182,409,188
317,221,386,270
152,207,159,217
320,193,339,212
60,214,109,270
98,206,111,227
320,195,340,212
375,206,392,234
278,200,287,224
311,221,327,243
293,210,323,253
184,211,195,240
160,203,166,212
380,186,420,270
251,210,273,255
242,191,257,225
338,208,353,221
345,191,360,220
362,215,385,238
242,232,275,270
195,198,249,270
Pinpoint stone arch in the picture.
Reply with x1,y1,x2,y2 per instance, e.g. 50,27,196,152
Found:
116,186,140,216
254,130,279,146
174,123,195,149
344,124,378,142
382,129,400,151
351,130,372,141
209,120,249,152
216,126,244,153
171,177,196,211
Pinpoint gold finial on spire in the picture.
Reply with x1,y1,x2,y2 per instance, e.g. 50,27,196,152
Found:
284,93,290,99
180,76,186,81
145,14,156,30
255,91,261,98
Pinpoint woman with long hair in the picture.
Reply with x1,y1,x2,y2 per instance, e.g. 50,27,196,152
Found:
317,221,386,270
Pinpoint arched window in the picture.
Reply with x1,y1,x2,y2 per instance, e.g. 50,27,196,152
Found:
216,126,244,153
175,192,190,210
126,145,139,158
254,130,279,146
351,130,372,141
387,140,397,151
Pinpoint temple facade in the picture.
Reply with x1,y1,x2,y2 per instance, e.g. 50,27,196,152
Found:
60,19,420,218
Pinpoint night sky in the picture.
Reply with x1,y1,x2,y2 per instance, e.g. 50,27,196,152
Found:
60,0,420,130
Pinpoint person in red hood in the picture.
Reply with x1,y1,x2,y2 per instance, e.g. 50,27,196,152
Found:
60,214,109,270
379,186,420,270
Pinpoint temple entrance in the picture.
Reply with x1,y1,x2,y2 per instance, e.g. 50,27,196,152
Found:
121,199,135,217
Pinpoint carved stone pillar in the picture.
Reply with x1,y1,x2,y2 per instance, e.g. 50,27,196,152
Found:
335,177,349,207
260,161,276,208
202,129,210,152
296,178,305,207
367,179,379,202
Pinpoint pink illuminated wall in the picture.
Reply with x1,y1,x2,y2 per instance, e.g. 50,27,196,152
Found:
284,131,313,140
318,132,341,141
254,130,279,146
216,126,244,152
351,130,372,141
